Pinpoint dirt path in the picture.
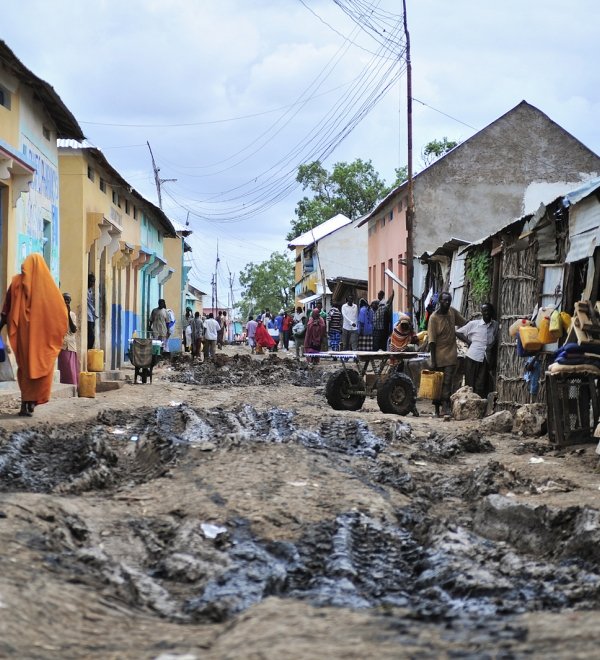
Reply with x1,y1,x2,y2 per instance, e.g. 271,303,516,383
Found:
1,348,600,658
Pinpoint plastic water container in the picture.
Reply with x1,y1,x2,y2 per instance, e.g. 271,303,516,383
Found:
418,370,443,400
87,349,104,372
79,372,96,398
518,325,542,352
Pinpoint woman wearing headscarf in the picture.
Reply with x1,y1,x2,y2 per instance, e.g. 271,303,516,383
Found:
390,313,418,353
255,318,276,354
0,254,67,416
304,308,326,363
357,298,375,351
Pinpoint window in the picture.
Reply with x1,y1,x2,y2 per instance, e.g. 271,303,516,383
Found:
125,199,130,215
381,215,386,228
388,210,393,221
0,84,11,110
87,166,95,182
381,262,385,290
42,126,51,140
133,205,138,220
99,178,106,193
112,189,121,208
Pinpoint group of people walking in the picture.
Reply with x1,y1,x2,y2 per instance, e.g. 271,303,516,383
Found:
183,308,227,360
244,291,398,362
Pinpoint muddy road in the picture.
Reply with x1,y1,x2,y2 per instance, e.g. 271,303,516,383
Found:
2,349,600,658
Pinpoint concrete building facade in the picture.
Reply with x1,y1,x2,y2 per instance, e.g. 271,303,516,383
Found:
360,101,600,313
0,40,83,296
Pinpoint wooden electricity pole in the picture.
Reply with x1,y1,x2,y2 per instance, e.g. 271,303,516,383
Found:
402,0,414,315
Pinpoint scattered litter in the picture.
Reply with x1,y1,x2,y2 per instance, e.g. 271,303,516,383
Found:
169,401,183,407
111,429,125,435
529,456,545,464
130,435,138,442
413,460,427,466
288,481,308,487
200,523,227,539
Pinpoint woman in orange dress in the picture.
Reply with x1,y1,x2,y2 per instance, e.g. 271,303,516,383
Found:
0,254,67,416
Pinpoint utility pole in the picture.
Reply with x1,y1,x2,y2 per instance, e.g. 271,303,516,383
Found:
402,0,414,316
147,141,177,209
211,274,215,312
214,242,220,312
227,266,236,315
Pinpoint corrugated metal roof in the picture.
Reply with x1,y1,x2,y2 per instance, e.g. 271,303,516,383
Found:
287,214,351,248
0,40,84,140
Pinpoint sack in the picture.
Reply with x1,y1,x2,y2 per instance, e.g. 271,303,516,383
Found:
293,321,305,336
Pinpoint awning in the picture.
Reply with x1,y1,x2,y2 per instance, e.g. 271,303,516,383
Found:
298,292,325,305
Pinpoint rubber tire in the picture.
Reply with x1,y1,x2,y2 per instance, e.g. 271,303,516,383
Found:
325,369,366,411
376,371,416,415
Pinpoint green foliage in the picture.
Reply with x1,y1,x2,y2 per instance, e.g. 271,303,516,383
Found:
421,137,459,166
466,250,491,305
238,251,295,319
286,159,388,242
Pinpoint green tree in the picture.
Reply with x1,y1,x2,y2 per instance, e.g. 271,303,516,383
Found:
286,159,388,242
421,137,459,166
238,251,295,319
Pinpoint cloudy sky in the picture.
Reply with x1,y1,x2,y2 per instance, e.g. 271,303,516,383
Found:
3,0,599,305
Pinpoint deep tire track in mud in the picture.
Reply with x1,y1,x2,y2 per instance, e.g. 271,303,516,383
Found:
2,398,600,657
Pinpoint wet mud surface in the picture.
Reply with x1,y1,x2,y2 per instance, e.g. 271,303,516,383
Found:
166,352,328,388
3,377,600,658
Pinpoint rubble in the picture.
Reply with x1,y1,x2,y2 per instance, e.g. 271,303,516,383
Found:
513,403,547,436
450,386,486,420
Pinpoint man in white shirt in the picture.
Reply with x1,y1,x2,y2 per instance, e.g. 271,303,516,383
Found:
341,295,359,351
203,313,221,359
456,302,499,398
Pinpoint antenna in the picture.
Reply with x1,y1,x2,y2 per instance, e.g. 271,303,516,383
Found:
147,141,177,209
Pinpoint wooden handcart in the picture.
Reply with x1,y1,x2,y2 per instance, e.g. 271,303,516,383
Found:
310,351,429,416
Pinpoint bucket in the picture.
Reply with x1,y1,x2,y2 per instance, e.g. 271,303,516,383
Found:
79,372,96,398
87,349,104,372
418,370,443,400
518,325,542,352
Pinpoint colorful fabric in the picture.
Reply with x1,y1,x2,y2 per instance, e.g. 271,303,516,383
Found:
328,329,341,351
304,313,326,352
390,313,416,352
58,349,79,385
255,321,276,348
357,334,373,351
5,253,67,405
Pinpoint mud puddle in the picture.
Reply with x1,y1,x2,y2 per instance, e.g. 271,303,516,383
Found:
165,352,328,388
2,403,600,649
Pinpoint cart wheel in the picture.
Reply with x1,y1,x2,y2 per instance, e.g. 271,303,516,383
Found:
377,372,416,415
325,370,366,411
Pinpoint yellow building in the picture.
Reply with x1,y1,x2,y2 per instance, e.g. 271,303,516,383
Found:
58,142,179,370
0,40,83,298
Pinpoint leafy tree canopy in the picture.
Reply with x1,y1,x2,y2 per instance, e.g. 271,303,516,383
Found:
286,159,388,242
421,137,459,166
238,251,295,319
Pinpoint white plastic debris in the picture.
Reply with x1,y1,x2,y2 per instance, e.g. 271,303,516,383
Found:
200,523,227,539
529,456,545,464
112,429,125,435
288,481,308,487
169,401,183,407
413,460,427,466
130,435,138,442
